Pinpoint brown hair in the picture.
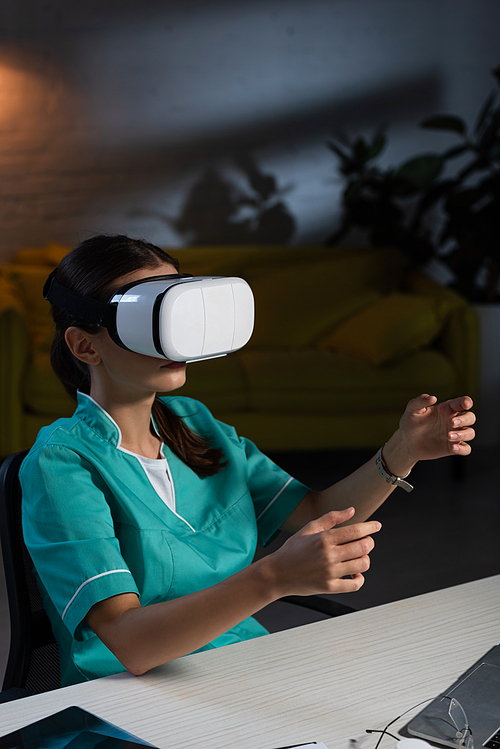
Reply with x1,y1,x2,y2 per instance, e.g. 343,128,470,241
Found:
49,234,226,476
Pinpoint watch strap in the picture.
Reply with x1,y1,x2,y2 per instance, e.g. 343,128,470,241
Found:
375,446,414,493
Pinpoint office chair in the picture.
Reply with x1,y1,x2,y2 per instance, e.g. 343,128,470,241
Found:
0,450,61,697
280,595,355,618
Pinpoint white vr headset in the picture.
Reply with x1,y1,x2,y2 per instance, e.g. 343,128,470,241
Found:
44,270,255,362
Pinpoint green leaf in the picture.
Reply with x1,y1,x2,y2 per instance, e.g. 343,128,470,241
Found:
442,144,469,160
491,143,500,161
445,188,483,211
340,159,359,177
369,134,386,160
475,91,497,135
327,140,349,162
352,137,371,163
413,179,456,220
479,121,498,152
392,155,444,193
344,179,363,204
420,115,467,135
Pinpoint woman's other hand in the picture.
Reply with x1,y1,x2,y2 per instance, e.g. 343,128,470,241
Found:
267,507,381,597
86,507,379,675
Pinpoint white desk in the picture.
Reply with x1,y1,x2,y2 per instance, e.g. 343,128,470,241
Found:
1,575,499,749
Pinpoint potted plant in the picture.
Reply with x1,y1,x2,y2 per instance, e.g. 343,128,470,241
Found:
326,65,500,301
326,65,500,443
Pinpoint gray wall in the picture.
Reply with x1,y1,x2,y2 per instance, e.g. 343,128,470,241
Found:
0,0,498,260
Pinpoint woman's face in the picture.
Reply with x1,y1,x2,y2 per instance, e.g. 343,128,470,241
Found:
82,262,188,400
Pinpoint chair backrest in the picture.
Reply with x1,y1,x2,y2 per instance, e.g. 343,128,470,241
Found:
0,451,61,693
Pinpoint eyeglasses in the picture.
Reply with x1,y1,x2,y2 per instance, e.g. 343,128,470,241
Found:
446,697,473,748
349,694,473,749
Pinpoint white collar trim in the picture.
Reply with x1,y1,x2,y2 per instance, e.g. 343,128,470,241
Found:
77,391,124,447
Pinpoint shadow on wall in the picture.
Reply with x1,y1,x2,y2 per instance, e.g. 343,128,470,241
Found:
122,74,442,245
114,73,443,178
130,153,296,245
0,24,443,253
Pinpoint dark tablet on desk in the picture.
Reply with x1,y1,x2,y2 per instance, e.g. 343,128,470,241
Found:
0,706,158,749
406,644,500,748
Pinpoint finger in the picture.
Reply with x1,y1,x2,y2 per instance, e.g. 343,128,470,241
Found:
446,395,474,413
326,520,382,544
448,428,475,444
450,441,473,455
348,572,365,592
408,393,437,414
333,535,375,563
340,554,372,577
450,411,476,428
331,572,366,594
301,507,356,536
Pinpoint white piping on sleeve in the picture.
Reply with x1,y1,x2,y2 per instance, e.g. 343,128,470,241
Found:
61,569,133,622
256,477,293,522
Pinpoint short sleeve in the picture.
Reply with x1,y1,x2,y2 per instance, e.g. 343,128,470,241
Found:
240,436,310,547
20,445,139,638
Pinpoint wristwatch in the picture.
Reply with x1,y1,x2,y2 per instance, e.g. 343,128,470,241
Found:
375,446,414,492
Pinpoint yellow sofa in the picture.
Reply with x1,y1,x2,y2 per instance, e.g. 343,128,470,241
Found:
0,243,479,456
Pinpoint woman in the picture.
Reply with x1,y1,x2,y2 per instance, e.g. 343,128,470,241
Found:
20,235,475,686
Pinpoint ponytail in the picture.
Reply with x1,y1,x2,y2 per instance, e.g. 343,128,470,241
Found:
151,399,227,476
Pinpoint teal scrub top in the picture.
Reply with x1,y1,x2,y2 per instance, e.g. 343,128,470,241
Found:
20,392,309,686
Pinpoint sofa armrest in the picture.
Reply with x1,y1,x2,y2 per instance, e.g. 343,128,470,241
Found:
0,273,24,317
408,272,480,401
0,307,30,456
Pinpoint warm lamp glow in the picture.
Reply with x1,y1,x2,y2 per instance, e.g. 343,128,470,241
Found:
0,63,32,124
0,51,79,147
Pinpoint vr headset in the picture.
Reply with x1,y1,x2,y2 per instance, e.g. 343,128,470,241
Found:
43,270,255,362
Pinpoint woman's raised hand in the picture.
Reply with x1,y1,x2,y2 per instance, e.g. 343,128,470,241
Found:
397,394,476,464
266,507,381,598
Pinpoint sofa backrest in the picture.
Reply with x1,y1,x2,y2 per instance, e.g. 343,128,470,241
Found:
3,243,406,354
176,245,406,347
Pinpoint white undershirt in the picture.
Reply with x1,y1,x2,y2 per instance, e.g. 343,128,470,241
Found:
119,446,175,511
78,394,177,514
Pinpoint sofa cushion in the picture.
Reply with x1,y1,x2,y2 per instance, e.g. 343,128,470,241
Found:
22,352,75,417
0,273,24,317
318,292,444,364
173,246,272,276
176,245,402,348
14,243,69,267
2,265,55,352
22,352,249,417
165,355,250,412
244,247,404,348
239,348,457,414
